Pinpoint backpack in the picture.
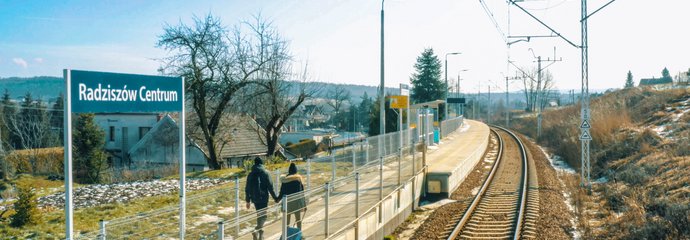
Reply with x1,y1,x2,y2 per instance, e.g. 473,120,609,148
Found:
251,170,268,202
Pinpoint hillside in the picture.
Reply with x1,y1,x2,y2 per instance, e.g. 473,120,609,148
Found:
510,87,690,239
0,76,397,104
0,76,64,101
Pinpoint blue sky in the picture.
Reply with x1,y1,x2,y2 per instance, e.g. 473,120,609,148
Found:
1,0,689,92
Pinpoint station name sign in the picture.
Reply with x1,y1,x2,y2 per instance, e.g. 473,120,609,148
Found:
67,70,183,113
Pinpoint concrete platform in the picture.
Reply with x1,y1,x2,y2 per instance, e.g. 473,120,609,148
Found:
426,120,490,197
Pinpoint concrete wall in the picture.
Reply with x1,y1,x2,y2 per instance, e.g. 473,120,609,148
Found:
329,170,425,240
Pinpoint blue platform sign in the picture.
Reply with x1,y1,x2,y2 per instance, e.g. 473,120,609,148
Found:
63,69,186,239
67,70,183,113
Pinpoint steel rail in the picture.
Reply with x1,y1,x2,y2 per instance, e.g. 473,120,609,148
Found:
446,126,529,240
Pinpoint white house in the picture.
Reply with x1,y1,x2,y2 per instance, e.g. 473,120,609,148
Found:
127,115,208,172
95,113,159,167
94,113,208,171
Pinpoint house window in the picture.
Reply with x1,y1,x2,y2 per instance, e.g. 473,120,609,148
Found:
109,126,115,142
139,127,151,140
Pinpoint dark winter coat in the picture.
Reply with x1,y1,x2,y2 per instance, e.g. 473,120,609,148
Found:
245,164,277,206
276,174,306,213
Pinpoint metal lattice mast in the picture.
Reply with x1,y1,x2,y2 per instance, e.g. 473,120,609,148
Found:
536,56,542,137
580,0,591,188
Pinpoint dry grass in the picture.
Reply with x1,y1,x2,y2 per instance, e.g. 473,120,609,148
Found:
511,87,690,239
5,147,63,177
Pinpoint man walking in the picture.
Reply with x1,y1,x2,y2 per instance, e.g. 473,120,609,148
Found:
245,157,277,240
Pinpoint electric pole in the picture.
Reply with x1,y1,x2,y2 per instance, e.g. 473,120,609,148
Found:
379,0,385,159
580,0,591,189
487,85,491,125
509,0,618,190
531,52,562,138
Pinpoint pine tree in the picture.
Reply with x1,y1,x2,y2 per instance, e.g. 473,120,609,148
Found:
11,183,40,227
625,71,634,88
50,93,64,144
73,114,108,184
410,48,445,104
662,67,671,79
358,92,372,132
1,89,19,149
368,94,398,136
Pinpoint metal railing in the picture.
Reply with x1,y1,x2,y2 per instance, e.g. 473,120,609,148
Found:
81,114,466,240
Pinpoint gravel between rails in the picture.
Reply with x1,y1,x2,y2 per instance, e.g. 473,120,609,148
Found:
394,131,575,240
393,132,499,240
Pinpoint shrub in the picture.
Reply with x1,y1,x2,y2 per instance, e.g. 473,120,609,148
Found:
630,218,673,240
603,186,626,212
286,139,318,158
4,147,63,176
616,166,650,185
10,184,40,227
73,114,108,184
0,182,16,200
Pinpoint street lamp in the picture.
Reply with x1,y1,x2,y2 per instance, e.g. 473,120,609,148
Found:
444,52,461,120
379,0,385,138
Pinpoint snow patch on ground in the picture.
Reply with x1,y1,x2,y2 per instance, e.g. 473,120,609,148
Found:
672,108,690,122
459,123,471,133
652,124,671,138
538,146,581,240
594,176,609,184
470,187,480,196
217,207,235,215
194,214,221,227
419,199,456,210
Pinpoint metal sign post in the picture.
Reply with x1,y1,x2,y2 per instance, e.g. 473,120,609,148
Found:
63,70,184,239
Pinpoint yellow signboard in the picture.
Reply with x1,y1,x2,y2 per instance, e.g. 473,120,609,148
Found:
389,95,409,109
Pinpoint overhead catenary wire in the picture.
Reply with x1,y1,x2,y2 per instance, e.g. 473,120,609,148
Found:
478,0,508,43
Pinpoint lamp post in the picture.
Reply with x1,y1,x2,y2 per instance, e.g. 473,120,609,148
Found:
378,0,386,162
379,0,385,137
444,52,461,120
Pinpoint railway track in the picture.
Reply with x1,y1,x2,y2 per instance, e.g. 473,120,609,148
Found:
444,126,539,240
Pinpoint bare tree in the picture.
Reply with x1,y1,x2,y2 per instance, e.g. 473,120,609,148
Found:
241,17,319,156
251,65,318,157
538,71,556,110
325,86,351,116
520,67,555,112
157,14,282,169
6,97,58,174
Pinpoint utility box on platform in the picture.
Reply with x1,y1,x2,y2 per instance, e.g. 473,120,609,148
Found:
428,180,441,194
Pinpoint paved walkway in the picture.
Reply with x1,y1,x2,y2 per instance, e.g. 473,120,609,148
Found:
236,120,490,240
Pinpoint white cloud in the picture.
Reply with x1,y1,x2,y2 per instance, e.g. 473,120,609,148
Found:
12,58,28,68
34,58,44,63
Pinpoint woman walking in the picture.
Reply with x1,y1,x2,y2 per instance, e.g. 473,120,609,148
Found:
275,162,307,229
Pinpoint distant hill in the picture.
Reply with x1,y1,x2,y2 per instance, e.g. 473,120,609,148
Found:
0,76,396,104
310,82,398,104
0,76,64,101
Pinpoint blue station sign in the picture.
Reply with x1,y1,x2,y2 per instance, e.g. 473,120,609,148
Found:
67,69,183,113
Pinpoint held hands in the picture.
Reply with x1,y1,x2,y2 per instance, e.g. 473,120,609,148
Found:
273,196,280,203
246,202,251,210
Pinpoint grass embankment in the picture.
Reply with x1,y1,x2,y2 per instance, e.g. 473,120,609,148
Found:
0,159,357,239
510,87,690,239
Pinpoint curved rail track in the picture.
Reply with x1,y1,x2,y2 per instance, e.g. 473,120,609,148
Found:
444,126,539,240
